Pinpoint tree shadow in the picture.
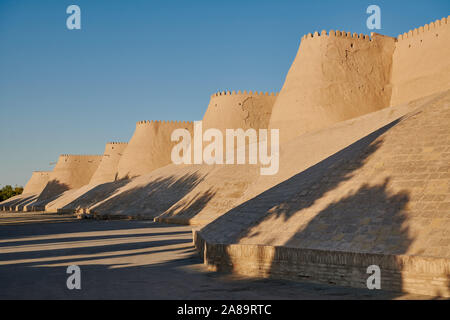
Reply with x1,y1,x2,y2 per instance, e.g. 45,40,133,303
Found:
281,179,410,254
201,119,400,243
38,180,70,201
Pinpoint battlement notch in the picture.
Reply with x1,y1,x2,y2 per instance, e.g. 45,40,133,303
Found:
210,90,278,99
397,15,449,41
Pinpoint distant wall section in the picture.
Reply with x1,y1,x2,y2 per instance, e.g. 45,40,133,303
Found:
117,121,194,179
23,171,51,195
390,16,450,106
38,154,102,201
89,142,128,185
202,91,277,132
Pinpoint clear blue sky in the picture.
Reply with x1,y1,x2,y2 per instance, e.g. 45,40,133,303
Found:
1,0,449,187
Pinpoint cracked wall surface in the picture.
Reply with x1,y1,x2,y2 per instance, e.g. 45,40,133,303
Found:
202,91,277,133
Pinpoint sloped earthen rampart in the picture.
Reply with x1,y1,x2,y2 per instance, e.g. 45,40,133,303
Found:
197,89,450,297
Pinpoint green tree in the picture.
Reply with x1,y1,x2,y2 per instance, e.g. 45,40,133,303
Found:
0,185,24,202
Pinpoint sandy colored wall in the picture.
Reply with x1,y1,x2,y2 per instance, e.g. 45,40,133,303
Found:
47,88,433,223
22,171,51,194
390,16,450,106
196,90,450,297
89,142,128,185
38,154,102,201
117,120,194,179
202,91,277,131
269,31,396,143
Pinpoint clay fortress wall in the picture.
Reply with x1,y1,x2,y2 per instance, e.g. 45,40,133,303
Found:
194,15,450,297
13,15,450,196
269,16,450,142
37,154,102,201
89,142,128,185
1,15,450,297
116,120,194,179
22,171,52,195
391,17,450,106
5,15,449,212
202,91,278,132
269,31,396,142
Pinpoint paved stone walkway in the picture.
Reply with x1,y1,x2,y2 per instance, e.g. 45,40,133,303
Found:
0,213,433,299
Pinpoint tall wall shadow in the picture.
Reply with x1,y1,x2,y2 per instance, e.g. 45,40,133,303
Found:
159,187,217,223
32,180,71,209
89,171,213,219
60,177,132,212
